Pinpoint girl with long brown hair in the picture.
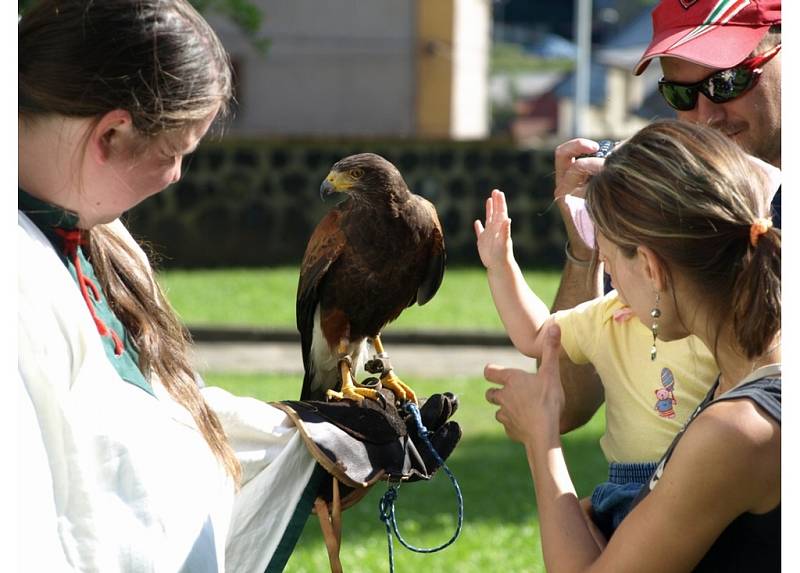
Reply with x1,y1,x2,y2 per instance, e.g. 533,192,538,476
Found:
17,1,319,570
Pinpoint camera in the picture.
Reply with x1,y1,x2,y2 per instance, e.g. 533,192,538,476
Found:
577,139,618,159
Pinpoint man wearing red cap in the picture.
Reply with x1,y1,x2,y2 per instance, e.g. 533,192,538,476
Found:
636,0,781,170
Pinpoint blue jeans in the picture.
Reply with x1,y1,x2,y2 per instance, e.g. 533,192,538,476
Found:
590,462,658,539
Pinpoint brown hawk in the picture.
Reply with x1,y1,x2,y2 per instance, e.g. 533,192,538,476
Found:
297,153,446,403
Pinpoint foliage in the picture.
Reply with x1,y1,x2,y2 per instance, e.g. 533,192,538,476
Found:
157,267,563,331
190,0,269,53
205,373,607,572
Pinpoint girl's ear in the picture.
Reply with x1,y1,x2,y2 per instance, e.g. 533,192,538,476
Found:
88,109,134,164
637,246,669,292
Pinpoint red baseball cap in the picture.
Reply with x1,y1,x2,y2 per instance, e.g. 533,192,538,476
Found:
634,0,781,75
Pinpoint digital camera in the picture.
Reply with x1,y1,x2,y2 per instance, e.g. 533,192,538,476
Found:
578,139,617,159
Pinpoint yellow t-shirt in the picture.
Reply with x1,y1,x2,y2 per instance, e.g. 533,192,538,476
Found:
554,290,718,463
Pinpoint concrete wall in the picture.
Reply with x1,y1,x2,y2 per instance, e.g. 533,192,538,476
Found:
415,0,454,137
208,1,416,137
450,0,491,139
125,140,564,269
206,0,489,139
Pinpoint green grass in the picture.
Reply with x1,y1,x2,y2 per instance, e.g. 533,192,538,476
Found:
491,42,575,75
158,266,561,331
206,373,607,572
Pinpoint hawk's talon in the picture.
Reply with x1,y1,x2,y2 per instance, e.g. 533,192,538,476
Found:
359,376,382,390
356,377,387,407
372,390,388,409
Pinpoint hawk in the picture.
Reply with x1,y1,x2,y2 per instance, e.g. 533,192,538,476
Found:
297,153,446,403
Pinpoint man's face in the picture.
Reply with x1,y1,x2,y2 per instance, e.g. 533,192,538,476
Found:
659,52,781,167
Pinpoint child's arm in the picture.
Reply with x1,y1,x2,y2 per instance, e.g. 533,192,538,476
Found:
474,189,556,358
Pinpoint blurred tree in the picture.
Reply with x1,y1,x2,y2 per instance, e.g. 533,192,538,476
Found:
18,0,269,53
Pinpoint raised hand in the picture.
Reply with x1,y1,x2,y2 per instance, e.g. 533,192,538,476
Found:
484,324,565,444
474,189,514,271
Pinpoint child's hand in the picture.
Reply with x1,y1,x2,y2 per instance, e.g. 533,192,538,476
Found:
474,189,514,271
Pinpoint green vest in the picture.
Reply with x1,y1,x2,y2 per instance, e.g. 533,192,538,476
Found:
19,189,155,397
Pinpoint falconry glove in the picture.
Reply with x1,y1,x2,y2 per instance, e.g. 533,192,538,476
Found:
272,389,461,508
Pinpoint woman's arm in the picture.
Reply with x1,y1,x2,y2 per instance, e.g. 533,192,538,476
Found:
485,325,603,570
485,326,780,573
474,189,556,358
592,400,779,572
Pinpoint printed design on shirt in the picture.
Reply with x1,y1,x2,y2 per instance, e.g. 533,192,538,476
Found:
612,306,635,323
654,367,678,419
650,390,710,492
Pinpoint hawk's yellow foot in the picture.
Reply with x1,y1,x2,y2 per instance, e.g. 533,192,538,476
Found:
380,372,418,405
325,383,381,403
325,356,381,403
368,335,418,405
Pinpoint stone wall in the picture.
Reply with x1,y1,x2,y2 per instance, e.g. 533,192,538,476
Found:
125,139,566,268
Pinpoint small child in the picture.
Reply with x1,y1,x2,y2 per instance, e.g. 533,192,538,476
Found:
474,189,718,539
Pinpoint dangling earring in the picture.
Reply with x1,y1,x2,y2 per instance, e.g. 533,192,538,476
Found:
650,293,661,361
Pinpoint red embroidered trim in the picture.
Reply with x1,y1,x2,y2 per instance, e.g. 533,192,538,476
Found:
54,229,124,356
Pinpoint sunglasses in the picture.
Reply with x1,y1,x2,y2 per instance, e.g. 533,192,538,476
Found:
658,44,781,111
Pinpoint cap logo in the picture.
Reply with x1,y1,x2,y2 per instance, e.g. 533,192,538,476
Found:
679,0,698,8
668,0,751,50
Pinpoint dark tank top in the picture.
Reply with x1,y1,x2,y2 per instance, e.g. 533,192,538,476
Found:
631,366,780,572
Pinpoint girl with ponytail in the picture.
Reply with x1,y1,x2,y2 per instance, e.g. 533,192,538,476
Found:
485,120,780,572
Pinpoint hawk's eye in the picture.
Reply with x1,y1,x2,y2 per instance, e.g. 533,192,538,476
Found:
349,168,364,179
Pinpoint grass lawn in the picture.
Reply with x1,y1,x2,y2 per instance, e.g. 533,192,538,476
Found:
158,266,562,331
206,372,607,572
491,42,575,75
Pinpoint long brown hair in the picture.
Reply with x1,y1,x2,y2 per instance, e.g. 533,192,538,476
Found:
19,0,241,484
586,120,780,361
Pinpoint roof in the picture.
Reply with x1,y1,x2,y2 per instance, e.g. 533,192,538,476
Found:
552,61,608,105
552,6,673,117
603,7,653,49
490,71,564,104
526,33,577,59
596,8,654,68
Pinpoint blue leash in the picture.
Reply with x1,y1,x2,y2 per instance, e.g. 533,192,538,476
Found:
378,402,463,572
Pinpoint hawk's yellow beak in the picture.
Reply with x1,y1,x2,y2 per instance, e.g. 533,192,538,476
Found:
320,170,354,200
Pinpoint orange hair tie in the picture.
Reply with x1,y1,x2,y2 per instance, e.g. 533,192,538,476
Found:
749,218,773,247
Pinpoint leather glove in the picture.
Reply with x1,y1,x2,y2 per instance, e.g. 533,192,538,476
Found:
272,389,461,508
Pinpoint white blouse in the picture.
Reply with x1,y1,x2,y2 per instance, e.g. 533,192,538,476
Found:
16,212,317,572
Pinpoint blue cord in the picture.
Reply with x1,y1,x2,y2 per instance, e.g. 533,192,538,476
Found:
378,402,463,572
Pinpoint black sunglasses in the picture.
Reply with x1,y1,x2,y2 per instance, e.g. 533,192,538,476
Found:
658,44,781,111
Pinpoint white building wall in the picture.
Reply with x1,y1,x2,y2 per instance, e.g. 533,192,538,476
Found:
450,0,491,139
207,0,416,137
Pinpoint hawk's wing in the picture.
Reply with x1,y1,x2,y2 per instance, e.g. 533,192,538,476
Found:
297,208,346,399
414,197,446,306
